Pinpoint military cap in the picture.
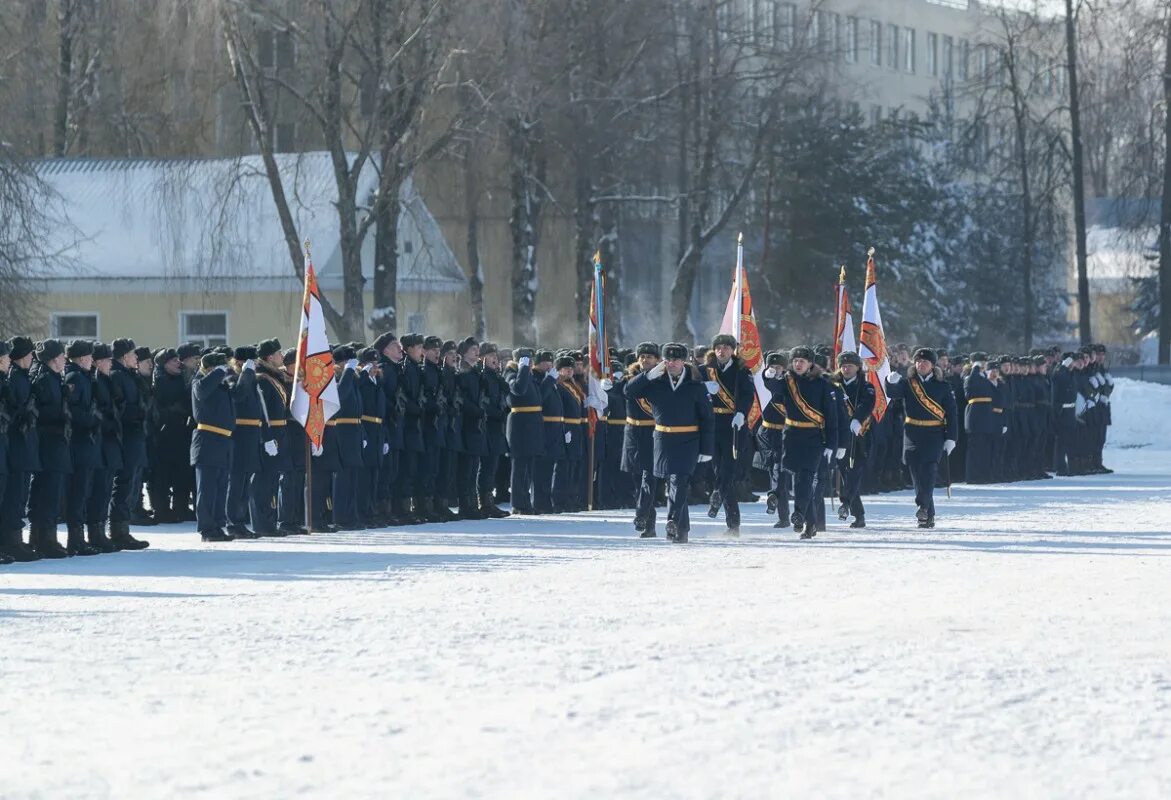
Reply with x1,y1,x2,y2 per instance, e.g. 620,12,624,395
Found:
202,352,228,370
283,348,298,367
155,347,179,365
789,345,815,362
7,337,33,360
233,345,258,362
423,335,443,351
1015,356,1031,366
456,336,478,356
711,333,737,350
66,339,94,359
514,347,535,361
479,342,498,357
372,331,397,352
332,344,356,362
766,351,788,368
258,338,282,360
214,345,233,357
813,352,830,370
134,346,154,363
837,350,863,368
953,354,969,365
359,347,379,365
997,354,1013,366
969,351,989,363
111,338,136,360
555,355,575,370
400,333,424,348
1028,348,1044,357
935,349,949,359
35,338,65,362
1031,354,1047,366
912,347,937,364
440,339,457,357
636,342,660,358
623,352,637,367
662,342,688,361
535,350,555,365
92,342,112,360
177,342,203,360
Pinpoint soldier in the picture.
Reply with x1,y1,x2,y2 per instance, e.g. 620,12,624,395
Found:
373,332,403,525
174,341,204,520
1051,351,1080,476
0,337,39,561
191,352,236,541
833,351,876,529
504,347,544,515
622,343,660,537
108,339,151,547
702,334,754,535
27,339,72,558
809,351,845,534
87,342,122,552
330,346,365,530
417,336,448,523
964,352,996,484
437,339,460,516
1088,344,1114,474
756,351,790,529
945,353,968,483
763,346,838,540
476,342,510,518
598,360,629,510
624,342,714,543
251,338,291,536
149,348,189,522
885,347,958,529
395,333,426,524
357,347,386,527
225,347,262,539
62,340,102,556
132,345,157,525
532,350,565,515
453,337,485,519
0,340,14,564
554,354,585,513
278,348,309,535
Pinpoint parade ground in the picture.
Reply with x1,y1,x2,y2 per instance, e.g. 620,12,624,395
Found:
3,378,1170,799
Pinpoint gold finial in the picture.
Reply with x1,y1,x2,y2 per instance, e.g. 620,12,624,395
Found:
737,231,744,245
304,239,312,257
838,265,846,283
593,250,601,264
867,246,875,258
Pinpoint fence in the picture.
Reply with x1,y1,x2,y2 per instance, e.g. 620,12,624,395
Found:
1111,365,1171,385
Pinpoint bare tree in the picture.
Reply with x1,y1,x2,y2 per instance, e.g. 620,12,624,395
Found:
1160,2,1171,364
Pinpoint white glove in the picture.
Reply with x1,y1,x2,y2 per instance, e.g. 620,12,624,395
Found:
345,359,358,371
850,419,862,435
1001,427,1008,435
1061,357,1073,368
764,367,777,379
519,356,531,368
888,372,902,384
697,454,712,463
362,439,367,448
943,439,956,455
311,443,323,457
382,442,389,455
362,362,376,374
822,448,834,461
835,447,846,460
731,412,745,430
242,359,256,371
1089,375,1101,388
263,440,278,456
705,380,720,394
601,378,613,391
564,431,572,444
1085,399,1097,410
647,362,667,379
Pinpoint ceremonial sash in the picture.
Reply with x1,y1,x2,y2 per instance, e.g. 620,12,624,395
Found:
909,376,945,423
707,366,737,413
636,398,654,417
785,374,824,427
770,401,788,418
258,371,289,405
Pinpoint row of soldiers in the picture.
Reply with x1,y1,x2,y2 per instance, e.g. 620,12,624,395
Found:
0,330,1115,559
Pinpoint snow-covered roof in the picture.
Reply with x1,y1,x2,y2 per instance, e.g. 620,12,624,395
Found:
1085,198,1157,290
34,153,466,293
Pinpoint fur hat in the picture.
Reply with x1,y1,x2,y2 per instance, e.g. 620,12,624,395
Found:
0,340,9,358
92,342,112,361
912,347,937,364
202,352,228,370
400,333,424,349
969,351,989,363
233,345,258,362
635,342,660,358
66,339,94,359
283,348,298,368
155,347,180,366
837,350,862,368
423,335,443,351
711,333,737,350
8,336,34,360
662,342,688,361
36,338,65,362
332,345,356,362
535,350,555,365
440,339,457,357
258,338,282,360
789,346,815,363
766,351,787,368
359,347,379,365
515,347,535,361
111,338,136,360
479,342,498,357
555,355,575,370
372,331,397,352
134,346,154,363
177,342,203,360
457,336,478,357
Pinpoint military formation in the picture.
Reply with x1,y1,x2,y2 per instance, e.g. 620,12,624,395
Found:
0,331,1115,561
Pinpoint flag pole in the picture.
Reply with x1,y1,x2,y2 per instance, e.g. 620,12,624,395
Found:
732,233,744,463
302,239,313,535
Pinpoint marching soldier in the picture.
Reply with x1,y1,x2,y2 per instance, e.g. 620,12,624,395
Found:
885,347,958,529
505,348,544,515
624,342,714,543
476,342,510,518
554,354,585,513
703,334,754,535
63,340,101,556
251,338,291,536
756,351,790,529
833,351,875,528
623,343,660,537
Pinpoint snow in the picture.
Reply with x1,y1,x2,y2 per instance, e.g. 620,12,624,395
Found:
3,382,1171,798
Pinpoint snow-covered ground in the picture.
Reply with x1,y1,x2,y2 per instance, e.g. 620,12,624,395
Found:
3,379,1171,799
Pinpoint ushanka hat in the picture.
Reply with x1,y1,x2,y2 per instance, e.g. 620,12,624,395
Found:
662,343,688,361
636,342,660,358
912,347,937,364
111,338,136,360
91,342,112,360
258,338,282,360
35,339,65,362
8,337,34,360
711,333,737,350
837,350,862,368
789,346,815,362
66,339,94,359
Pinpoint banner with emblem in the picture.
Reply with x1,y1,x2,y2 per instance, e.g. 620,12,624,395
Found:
718,233,770,429
586,252,609,424
858,248,891,422
833,265,856,363
290,241,340,448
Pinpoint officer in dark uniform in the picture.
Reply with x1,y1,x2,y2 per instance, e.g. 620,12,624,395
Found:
624,342,714,543
809,351,844,534
504,347,544,514
885,347,958,528
174,341,204,520
554,354,585,512
532,350,565,515
88,343,122,552
224,347,262,539
833,351,876,528
148,347,189,522
476,342,510,518
756,351,790,529
330,346,365,530
417,336,447,522
1050,351,1079,475
623,343,660,536
27,339,71,558
191,352,236,541
278,348,309,534
435,340,459,514
702,334,754,534
0,337,40,561
63,340,101,556
373,332,403,525
395,333,426,523
250,338,291,536
452,337,484,519
763,346,838,539
356,347,386,527
130,345,157,524
598,360,629,510
1088,344,1114,473
945,352,968,483
108,339,151,547
963,353,995,484
0,341,11,565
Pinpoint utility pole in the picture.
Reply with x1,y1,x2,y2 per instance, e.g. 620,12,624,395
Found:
1064,0,1092,345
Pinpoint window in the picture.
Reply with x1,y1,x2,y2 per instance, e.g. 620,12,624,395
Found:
869,20,882,66
181,312,228,348
927,32,938,76
845,16,859,63
776,4,796,50
886,24,898,70
752,0,770,41
870,104,882,126
274,122,296,152
976,45,989,78
808,10,820,49
402,239,413,255
942,35,953,79
275,29,295,69
51,312,98,339
903,28,915,72
258,31,275,69
958,39,969,80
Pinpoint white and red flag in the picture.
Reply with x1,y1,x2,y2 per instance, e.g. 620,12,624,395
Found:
832,265,856,362
586,252,609,428
718,233,770,429
291,242,340,447
858,248,891,421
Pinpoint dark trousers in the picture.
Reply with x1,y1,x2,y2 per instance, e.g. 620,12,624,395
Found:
88,468,113,524
65,466,94,525
666,473,691,534
1054,427,1075,473
249,461,280,533
478,453,501,498
458,453,480,504
149,460,186,514
599,454,627,509
333,466,360,526
195,465,229,533
767,457,791,521
227,465,254,528
278,469,305,528
379,448,399,507
905,448,939,519
634,470,660,530
553,458,579,510
510,456,535,511
966,434,993,483
1,471,31,536
310,462,335,527
838,455,866,520
28,471,65,525
533,457,557,513
360,466,380,524
397,450,418,498
712,431,741,524
110,465,142,523
789,467,816,522
418,442,439,498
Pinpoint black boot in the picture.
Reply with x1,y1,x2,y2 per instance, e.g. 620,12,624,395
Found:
0,550,12,565
706,490,721,519
790,511,805,531
799,521,817,540
665,520,677,541
640,527,657,538
31,524,70,559
86,522,118,553
479,492,509,519
849,516,866,529
1,528,40,562
433,498,458,523
226,524,261,539
201,528,234,542
130,509,158,526
396,496,422,525
66,524,101,556
110,521,150,550
457,497,480,520
417,496,442,523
